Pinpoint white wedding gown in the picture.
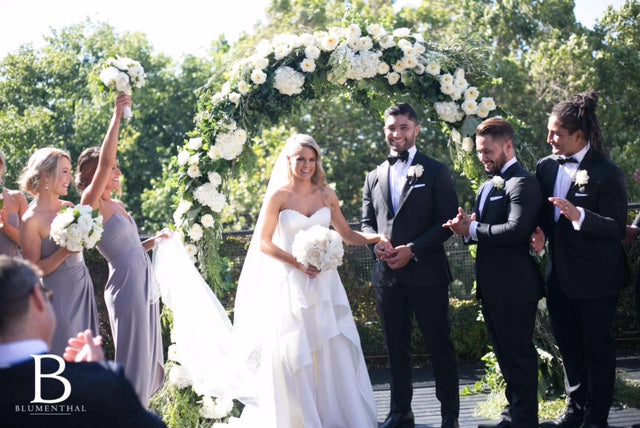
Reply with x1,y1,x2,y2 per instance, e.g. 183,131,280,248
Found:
155,206,377,428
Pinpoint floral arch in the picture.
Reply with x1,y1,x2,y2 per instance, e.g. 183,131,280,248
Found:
157,21,499,424
171,22,497,289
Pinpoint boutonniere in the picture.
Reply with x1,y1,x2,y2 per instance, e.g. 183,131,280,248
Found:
574,169,589,186
407,164,424,181
491,175,505,190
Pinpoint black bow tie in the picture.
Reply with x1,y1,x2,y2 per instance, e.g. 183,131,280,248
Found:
388,151,409,165
487,172,502,179
556,156,578,165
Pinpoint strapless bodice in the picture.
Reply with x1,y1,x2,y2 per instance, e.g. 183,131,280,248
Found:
277,207,331,252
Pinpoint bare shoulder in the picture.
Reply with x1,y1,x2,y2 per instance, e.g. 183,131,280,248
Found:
61,200,75,208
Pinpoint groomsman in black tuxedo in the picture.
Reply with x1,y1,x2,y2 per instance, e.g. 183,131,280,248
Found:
0,256,166,428
362,103,460,428
533,90,627,428
443,117,543,428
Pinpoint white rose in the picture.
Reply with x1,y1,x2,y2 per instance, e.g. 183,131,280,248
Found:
184,243,198,258
228,92,241,105
237,80,250,95
300,58,316,73
575,170,590,186
177,150,190,166
188,223,204,241
305,45,321,60
187,165,202,178
392,27,411,37
250,69,267,85
426,62,441,76
377,62,390,75
464,87,480,100
462,99,478,115
168,364,192,389
187,138,202,150
208,171,222,187
477,107,490,118
378,36,395,49
414,63,425,75
462,137,475,153
201,214,215,228
320,35,339,51
387,72,400,85
77,214,94,234
65,223,83,252
480,97,497,111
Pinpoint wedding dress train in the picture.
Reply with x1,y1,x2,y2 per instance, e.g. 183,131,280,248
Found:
154,207,377,428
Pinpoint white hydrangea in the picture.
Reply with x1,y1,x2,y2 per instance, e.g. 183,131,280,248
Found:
200,396,235,420
273,66,305,96
211,128,247,160
168,364,192,389
194,183,227,212
434,101,464,123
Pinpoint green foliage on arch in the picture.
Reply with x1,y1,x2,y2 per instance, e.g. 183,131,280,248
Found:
171,21,499,290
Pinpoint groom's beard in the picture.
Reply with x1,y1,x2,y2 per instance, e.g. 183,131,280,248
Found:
484,152,507,176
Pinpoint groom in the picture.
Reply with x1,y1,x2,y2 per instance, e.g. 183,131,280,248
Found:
361,103,460,428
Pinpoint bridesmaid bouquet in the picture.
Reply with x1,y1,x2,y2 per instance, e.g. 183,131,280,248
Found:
50,204,104,252
291,225,344,271
99,57,146,119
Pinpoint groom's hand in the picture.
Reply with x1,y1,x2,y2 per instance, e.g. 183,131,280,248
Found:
374,241,394,261
386,245,413,270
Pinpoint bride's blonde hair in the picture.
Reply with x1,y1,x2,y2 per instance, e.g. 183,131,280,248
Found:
285,134,327,187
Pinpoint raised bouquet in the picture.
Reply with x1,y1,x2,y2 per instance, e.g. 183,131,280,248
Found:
50,204,104,252
99,57,146,119
291,225,344,271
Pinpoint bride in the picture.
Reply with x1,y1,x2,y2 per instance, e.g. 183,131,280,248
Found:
155,134,387,427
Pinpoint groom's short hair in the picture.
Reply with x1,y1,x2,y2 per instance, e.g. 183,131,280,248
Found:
476,117,514,144
384,103,419,124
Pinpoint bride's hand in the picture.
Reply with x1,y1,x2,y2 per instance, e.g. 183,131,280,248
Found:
298,262,320,279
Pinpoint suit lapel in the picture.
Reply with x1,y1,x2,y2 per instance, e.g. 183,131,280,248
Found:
377,162,394,215
395,151,425,214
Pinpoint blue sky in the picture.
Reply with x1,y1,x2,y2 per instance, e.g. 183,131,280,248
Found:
0,0,627,60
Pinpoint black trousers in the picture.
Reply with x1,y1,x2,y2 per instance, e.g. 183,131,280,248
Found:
482,301,539,428
375,284,459,418
547,273,619,426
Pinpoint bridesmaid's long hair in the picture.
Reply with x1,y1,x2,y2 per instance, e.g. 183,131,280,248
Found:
285,134,328,188
18,147,70,197
551,89,605,156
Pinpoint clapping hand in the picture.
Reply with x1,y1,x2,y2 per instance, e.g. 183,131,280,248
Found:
63,329,105,363
442,207,475,237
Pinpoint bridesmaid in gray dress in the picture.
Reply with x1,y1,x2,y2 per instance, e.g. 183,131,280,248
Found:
19,147,99,356
76,93,166,406
0,149,28,258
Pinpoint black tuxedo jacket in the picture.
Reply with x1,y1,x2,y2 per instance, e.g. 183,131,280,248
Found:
361,150,458,287
536,149,628,299
470,162,544,305
0,357,166,428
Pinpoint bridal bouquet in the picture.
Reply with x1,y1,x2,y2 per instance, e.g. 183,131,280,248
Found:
99,57,146,119
50,204,104,252
291,225,344,271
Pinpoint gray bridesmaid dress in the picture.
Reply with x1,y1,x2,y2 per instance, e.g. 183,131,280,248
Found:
41,238,99,356
0,213,21,258
97,213,164,406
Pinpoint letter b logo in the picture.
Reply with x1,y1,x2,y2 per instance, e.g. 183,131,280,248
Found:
31,354,71,403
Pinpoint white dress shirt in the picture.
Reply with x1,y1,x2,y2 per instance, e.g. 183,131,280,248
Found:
553,143,589,229
0,339,49,368
389,146,417,213
469,157,518,241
